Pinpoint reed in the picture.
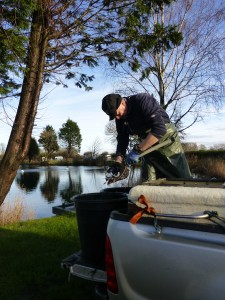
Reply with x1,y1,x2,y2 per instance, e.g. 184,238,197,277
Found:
187,155,225,179
0,196,35,225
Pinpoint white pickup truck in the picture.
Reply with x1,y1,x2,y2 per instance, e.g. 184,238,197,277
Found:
62,179,225,300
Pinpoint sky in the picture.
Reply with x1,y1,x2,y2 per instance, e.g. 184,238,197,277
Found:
1,73,225,154
184,109,225,148
0,72,116,154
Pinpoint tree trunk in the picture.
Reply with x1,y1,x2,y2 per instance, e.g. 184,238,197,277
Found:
0,1,50,206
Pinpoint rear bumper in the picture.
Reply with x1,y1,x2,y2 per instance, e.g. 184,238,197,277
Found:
62,250,107,282
62,251,108,299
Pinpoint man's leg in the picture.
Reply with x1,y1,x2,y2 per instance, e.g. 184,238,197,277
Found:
141,158,157,181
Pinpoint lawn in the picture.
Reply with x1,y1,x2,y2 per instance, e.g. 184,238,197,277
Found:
0,215,96,300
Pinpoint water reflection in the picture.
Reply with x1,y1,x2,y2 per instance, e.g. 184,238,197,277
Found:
60,170,83,204
8,165,140,219
40,169,60,203
16,170,40,192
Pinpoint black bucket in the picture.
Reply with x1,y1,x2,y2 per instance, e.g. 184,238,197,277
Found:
101,187,132,194
74,192,128,264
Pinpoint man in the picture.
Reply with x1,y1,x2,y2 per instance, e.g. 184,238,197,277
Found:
102,93,191,182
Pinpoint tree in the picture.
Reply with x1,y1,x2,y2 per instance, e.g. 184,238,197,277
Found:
89,137,102,159
106,0,225,132
182,142,198,152
0,0,115,205
0,0,177,206
105,120,141,151
0,0,50,204
27,137,40,162
0,0,35,97
211,143,225,151
58,118,82,156
39,125,59,159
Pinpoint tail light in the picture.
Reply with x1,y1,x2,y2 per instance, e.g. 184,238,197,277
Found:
105,234,118,294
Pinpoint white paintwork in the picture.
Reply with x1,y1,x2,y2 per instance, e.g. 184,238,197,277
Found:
107,218,225,300
108,184,225,300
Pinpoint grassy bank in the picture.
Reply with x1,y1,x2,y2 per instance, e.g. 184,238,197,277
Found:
0,215,95,300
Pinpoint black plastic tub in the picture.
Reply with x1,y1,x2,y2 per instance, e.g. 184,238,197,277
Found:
101,187,132,194
74,192,128,264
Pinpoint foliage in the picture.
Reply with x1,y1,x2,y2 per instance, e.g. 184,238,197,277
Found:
39,125,59,158
0,0,36,95
1,0,180,94
58,118,82,155
117,0,182,63
42,0,135,90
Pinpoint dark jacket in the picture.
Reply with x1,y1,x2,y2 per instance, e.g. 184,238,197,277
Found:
116,93,170,156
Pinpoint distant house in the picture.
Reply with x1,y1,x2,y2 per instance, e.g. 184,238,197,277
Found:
83,152,93,160
54,156,64,161
104,154,112,161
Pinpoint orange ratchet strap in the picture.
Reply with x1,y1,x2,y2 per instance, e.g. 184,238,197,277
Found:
130,194,156,225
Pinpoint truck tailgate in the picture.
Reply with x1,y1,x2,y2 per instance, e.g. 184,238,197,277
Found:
107,214,225,300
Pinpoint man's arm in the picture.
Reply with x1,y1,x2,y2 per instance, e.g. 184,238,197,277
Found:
138,133,159,152
115,119,129,162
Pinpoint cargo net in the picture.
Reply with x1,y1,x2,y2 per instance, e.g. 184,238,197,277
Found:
104,160,130,185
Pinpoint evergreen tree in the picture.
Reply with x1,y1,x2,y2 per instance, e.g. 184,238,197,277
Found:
59,119,82,156
0,0,36,96
39,126,59,159
27,137,40,162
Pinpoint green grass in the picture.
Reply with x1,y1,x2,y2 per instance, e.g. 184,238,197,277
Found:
0,215,96,300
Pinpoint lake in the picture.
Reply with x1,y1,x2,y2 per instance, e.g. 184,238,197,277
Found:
5,165,139,219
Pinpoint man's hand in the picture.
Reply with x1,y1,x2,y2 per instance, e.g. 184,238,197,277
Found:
126,150,140,165
126,145,142,165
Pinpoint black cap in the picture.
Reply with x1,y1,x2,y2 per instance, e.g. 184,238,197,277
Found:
102,94,122,120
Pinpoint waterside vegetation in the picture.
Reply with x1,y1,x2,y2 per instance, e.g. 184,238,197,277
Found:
186,150,225,179
0,196,35,226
